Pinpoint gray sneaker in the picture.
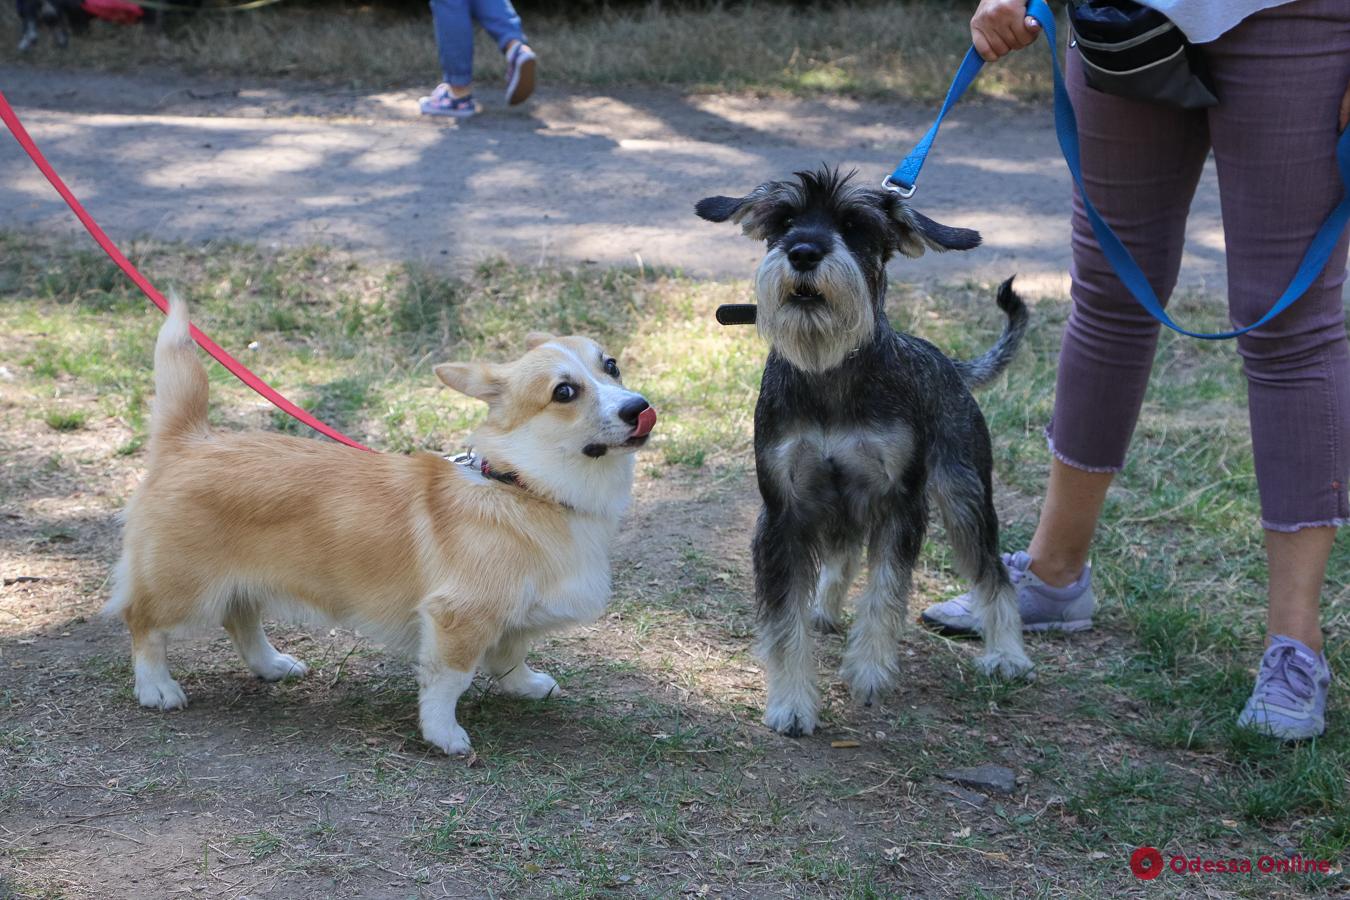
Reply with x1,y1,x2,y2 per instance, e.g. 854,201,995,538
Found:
1237,636,1330,741
920,551,1094,637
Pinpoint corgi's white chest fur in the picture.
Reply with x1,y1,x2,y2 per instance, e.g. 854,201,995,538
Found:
515,517,617,630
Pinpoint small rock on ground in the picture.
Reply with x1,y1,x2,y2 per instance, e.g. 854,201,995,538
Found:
940,764,1017,796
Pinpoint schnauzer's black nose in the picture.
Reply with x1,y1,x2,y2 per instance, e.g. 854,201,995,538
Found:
618,396,650,426
787,241,826,272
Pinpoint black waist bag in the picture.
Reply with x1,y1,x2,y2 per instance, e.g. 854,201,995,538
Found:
1069,0,1219,109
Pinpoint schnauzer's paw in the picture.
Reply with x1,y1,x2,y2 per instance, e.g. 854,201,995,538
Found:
423,720,473,756
811,610,843,635
496,668,560,700
973,649,1035,680
136,675,188,711
840,662,896,707
252,653,309,682
763,699,818,737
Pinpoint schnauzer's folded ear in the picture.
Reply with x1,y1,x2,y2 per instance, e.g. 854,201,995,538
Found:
694,196,745,222
695,183,781,239
435,361,504,403
888,201,982,258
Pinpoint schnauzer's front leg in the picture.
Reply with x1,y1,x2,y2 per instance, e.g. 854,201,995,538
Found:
839,505,925,705
754,508,820,737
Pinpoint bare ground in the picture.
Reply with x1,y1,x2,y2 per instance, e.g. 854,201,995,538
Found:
0,340,1304,900
1,64,1231,296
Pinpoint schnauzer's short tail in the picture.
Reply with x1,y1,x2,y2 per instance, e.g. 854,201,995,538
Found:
955,277,1028,389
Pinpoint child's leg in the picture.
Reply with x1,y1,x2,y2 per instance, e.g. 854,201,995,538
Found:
429,0,475,92
468,0,525,53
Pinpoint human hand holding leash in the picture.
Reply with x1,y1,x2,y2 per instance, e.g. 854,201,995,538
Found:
971,0,1041,62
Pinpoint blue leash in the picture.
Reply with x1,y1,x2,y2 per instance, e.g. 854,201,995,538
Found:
886,0,1350,340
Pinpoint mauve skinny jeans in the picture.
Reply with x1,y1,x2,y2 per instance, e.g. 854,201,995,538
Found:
1048,0,1350,531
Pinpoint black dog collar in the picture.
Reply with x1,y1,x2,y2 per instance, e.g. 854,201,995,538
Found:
715,304,757,326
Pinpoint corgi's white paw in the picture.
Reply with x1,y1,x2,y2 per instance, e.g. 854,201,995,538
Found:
136,675,188,711
423,720,473,756
497,668,559,700
252,653,309,682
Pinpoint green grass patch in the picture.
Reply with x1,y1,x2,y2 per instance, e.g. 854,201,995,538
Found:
43,409,87,432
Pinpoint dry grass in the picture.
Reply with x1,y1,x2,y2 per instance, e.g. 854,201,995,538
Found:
5,1,1054,100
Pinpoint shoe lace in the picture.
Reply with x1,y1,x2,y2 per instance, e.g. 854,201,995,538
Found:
1256,644,1317,708
1001,550,1032,586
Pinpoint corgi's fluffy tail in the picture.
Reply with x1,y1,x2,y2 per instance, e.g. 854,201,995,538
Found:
150,292,210,452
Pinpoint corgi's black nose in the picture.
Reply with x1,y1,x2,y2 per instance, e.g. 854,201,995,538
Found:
618,397,650,426
788,241,825,272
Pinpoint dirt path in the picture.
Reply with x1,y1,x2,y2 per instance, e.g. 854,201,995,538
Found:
2,65,1230,292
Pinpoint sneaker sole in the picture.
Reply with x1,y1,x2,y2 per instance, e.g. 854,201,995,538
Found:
919,613,1093,638
420,105,476,118
507,55,536,106
1237,712,1325,742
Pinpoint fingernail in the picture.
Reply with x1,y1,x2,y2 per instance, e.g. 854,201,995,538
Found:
1026,17,1040,28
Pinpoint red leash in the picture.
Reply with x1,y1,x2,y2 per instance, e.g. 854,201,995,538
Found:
0,90,373,452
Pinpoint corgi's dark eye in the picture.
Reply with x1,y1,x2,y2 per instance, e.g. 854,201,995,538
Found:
604,358,620,378
552,383,578,403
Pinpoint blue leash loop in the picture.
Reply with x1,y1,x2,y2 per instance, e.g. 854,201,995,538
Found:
886,0,1350,340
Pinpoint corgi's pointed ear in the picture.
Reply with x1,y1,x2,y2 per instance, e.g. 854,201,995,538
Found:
435,362,503,403
525,332,554,351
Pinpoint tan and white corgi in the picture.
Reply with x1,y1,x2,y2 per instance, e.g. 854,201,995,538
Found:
106,297,656,755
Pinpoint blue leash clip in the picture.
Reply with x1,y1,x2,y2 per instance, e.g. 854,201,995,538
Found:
886,0,1350,340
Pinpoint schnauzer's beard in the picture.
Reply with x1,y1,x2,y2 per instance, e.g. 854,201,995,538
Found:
754,237,872,373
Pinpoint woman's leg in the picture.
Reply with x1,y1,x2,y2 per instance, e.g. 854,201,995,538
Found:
921,49,1210,635
1204,0,1350,657
1031,49,1212,585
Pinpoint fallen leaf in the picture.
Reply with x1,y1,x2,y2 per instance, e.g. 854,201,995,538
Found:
830,740,861,749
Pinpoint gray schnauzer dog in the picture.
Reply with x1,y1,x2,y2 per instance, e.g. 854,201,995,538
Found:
696,168,1033,737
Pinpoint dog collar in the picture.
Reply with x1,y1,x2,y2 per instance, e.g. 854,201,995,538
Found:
449,449,571,510
715,303,757,325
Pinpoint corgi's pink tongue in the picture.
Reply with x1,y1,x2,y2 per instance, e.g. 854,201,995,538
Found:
634,406,657,438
